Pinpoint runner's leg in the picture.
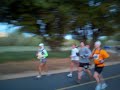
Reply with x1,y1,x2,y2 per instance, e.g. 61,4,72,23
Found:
67,61,74,77
78,67,83,80
39,63,44,75
85,69,93,79
99,74,107,89
70,61,74,73
94,72,100,84
94,72,102,90
43,62,49,75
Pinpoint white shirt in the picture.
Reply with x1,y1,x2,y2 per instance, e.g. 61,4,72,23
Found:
71,48,79,61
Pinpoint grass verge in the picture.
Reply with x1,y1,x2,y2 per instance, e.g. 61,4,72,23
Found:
0,51,70,63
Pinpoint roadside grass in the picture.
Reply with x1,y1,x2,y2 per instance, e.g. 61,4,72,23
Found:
0,51,70,63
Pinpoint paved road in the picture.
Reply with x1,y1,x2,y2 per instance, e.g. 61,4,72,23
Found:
0,64,120,90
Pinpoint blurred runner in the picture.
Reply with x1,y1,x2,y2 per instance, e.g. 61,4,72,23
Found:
67,44,79,78
90,41,109,90
36,43,48,78
77,41,92,83
86,44,90,49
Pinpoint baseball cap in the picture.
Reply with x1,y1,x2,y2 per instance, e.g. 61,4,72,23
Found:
39,43,44,46
95,41,101,46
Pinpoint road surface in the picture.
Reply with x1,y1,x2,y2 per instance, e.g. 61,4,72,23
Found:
0,64,120,90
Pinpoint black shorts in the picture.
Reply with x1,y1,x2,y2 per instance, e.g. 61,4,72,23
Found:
94,66,104,74
79,63,90,69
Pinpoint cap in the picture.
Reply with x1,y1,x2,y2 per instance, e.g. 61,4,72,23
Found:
39,43,44,46
95,41,101,46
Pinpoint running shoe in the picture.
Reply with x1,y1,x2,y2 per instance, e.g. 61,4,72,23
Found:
67,73,72,78
36,75,42,78
101,83,107,89
95,84,101,90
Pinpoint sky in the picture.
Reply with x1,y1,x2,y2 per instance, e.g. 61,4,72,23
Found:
0,23,35,38
0,23,20,33
64,34,72,40
0,23,107,40
0,23,73,39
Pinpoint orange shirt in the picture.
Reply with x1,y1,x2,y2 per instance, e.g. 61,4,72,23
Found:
92,49,109,67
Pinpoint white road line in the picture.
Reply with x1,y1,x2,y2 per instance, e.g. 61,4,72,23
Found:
57,74,120,90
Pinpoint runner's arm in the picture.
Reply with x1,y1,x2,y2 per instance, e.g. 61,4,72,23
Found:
99,50,110,63
84,48,91,57
43,50,48,58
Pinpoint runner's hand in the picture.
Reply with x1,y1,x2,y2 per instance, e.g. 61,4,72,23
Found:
89,55,93,59
89,62,92,65
80,55,85,58
99,60,104,64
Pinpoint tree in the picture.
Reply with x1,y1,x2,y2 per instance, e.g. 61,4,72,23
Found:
0,0,120,50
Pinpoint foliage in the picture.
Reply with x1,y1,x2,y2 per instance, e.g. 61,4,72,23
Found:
0,0,120,50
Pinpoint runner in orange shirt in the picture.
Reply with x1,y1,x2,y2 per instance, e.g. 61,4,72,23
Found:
91,41,109,90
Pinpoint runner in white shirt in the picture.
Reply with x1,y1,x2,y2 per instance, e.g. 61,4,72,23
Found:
67,44,79,78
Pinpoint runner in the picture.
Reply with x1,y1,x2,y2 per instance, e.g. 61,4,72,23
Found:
36,43,48,78
77,41,92,83
86,44,90,49
86,44,92,65
67,44,79,78
90,41,109,90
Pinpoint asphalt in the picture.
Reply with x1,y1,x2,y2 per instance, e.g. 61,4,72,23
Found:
0,64,120,90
